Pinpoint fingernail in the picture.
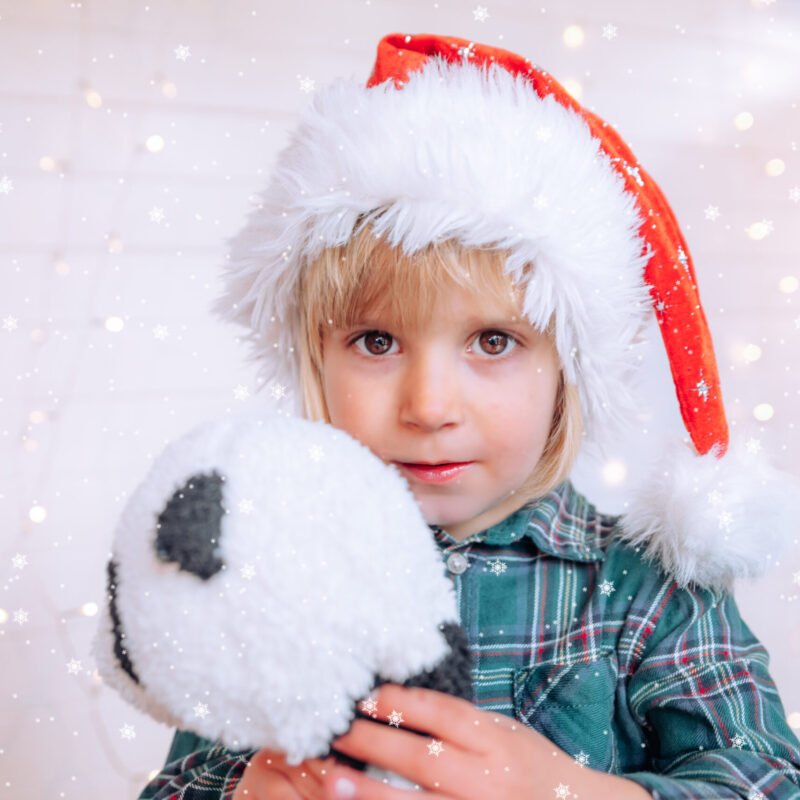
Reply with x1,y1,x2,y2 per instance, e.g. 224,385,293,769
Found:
334,775,357,798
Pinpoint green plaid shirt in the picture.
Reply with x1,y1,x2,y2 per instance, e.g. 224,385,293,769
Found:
138,479,800,799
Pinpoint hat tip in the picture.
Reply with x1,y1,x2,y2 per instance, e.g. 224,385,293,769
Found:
613,431,800,594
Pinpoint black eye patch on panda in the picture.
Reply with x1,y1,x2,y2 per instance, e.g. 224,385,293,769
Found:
154,471,227,580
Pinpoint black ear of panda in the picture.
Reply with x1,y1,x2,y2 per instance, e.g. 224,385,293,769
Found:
106,558,141,685
354,622,475,718
154,470,227,580
400,622,475,704
332,622,474,765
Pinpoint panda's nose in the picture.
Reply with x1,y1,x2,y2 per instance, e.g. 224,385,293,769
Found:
154,471,227,580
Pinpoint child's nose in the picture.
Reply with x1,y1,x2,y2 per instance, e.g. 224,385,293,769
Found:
399,359,465,431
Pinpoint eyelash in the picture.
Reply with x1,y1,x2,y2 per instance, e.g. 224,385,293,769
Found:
347,329,522,360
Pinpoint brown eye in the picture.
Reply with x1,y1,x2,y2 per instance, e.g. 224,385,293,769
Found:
477,330,516,357
352,331,396,357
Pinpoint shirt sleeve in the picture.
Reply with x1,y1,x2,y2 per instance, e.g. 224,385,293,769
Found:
620,581,800,800
137,728,257,800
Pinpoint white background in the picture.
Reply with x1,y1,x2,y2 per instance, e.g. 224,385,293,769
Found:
1,1,799,797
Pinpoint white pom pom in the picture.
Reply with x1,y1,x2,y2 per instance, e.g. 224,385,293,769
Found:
614,432,800,594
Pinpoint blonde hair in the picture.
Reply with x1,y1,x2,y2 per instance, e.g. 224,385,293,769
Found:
295,219,583,504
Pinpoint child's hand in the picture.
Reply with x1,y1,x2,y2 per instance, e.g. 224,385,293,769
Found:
320,683,582,800
233,747,337,800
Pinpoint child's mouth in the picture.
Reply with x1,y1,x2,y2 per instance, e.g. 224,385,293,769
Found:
394,461,474,484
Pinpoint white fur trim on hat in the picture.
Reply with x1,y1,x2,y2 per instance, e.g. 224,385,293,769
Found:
614,430,800,594
210,56,654,459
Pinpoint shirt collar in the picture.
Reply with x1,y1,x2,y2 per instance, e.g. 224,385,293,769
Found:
428,479,607,562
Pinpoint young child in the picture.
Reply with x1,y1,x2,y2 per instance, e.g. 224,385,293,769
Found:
138,33,800,800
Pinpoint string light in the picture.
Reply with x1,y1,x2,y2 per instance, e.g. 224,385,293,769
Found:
84,88,103,108
563,24,585,48
104,316,125,333
562,78,583,101
22,436,39,454
107,233,124,254
741,344,762,364
753,403,774,422
54,255,70,276
747,221,770,240
145,134,165,153
28,505,48,523
601,459,627,486
765,158,785,176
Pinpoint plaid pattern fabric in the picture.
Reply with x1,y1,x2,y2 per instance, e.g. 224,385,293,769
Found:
137,733,252,799
138,479,800,799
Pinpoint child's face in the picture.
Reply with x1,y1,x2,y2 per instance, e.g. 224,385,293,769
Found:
320,283,561,541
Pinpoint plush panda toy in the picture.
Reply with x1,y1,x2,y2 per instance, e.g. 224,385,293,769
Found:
90,410,474,788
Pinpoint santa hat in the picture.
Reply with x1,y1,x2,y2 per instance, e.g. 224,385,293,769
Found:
211,32,800,594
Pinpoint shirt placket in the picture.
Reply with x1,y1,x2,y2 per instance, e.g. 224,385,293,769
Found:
429,525,486,578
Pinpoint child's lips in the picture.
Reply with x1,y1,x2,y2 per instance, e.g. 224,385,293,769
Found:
394,461,474,484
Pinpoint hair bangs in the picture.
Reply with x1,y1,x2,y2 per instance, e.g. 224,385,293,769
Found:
301,221,529,342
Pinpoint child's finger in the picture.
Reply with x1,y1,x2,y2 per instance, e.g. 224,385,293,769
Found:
234,755,302,799
259,768,306,798
322,763,450,800
355,684,487,754
331,716,477,796
241,749,331,799
292,756,340,794
275,755,340,800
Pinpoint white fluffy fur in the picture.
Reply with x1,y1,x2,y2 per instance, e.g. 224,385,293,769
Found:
614,430,800,594
210,55,654,461
91,410,459,765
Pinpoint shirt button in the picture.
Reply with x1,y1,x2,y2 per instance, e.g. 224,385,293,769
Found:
446,552,469,575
